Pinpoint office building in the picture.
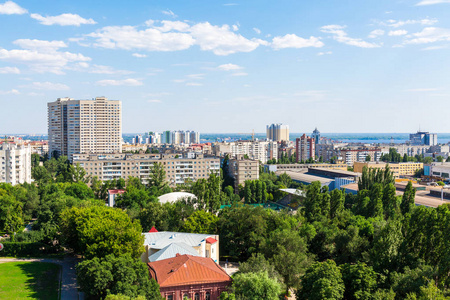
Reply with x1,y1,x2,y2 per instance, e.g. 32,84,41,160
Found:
296,134,315,162
266,123,289,142
409,131,437,146
354,161,423,178
48,97,122,160
312,127,321,144
73,153,220,185
0,143,32,185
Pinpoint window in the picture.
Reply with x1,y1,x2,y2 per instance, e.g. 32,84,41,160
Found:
167,296,173,300
205,292,211,300
194,293,200,300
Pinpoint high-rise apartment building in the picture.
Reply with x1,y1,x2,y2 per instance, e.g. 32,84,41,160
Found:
409,131,437,146
214,140,277,164
151,130,200,145
48,97,122,160
0,143,32,185
296,134,315,162
266,124,289,142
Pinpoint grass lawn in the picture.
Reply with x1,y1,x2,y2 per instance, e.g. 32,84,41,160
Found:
0,262,61,299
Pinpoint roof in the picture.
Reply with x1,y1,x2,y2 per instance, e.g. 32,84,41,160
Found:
276,171,333,184
149,226,158,233
149,242,200,262
206,237,217,244
108,189,125,195
143,231,213,250
280,188,306,197
158,192,197,204
148,254,231,287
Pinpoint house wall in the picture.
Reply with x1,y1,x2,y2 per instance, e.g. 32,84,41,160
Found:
160,281,231,300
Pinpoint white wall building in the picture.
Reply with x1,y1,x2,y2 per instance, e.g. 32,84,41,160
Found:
0,143,32,185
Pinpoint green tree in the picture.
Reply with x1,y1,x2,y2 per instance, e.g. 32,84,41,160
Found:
182,210,219,234
0,193,23,233
77,254,161,299
31,153,40,168
401,181,416,215
60,206,144,259
148,162,167,191
232,271,281,300
297,260,344,300
239,253,284,288
365,155,371,162
341,262,378,300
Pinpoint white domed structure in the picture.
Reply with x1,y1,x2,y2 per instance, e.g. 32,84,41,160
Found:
157,192,197,204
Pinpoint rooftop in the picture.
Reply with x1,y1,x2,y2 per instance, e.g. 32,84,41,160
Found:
158,192,197,204
148,242,200,262
143,231,213,250
276,171,334,184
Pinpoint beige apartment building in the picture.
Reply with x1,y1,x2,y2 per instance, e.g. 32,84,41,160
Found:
340,148,382,165
353,161,423,178
48,97,122,160
227,157,259,189
266,123,289,142
73,153,220,185
0,143,32,185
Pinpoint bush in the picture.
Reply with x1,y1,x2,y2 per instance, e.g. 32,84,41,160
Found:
0,242,58,257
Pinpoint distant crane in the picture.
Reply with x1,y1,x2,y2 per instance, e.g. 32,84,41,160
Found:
236,129,256,141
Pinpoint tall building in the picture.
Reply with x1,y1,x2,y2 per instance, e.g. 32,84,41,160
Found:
296,134,315,162
409,131,438,146
266,124,289,142
312,128,321,144
0,143,32,185
214,140,277,164
48,97,122,160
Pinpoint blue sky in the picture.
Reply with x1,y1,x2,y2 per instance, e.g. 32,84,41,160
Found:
1,0,450,134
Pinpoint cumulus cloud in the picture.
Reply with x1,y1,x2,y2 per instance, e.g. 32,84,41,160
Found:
368,29,385,38
272,34,324,49
82,20,266,56
29,81,70,90
386,18,437,28
132,53,147,58
88,65,133,75
162,10,177,18
30,13,96,26
404,27,450,44
217,63,243,71
0,39,91,74
416,0,450,5
96,78,143,86
320,25,381,48
388,30,408,36
0,89,20,95
0,1,27,14
0,66,20,74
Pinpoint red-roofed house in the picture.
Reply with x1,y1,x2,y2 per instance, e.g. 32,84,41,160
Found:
107,189,125,207
148,254,231,300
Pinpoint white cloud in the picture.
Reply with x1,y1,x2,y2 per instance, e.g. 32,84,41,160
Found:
96,78,143,86
147,99,161,103
30,13,96,26
231,72,248,76
0,39,91,74
388,30,408,36
187,73,204,79
272,34,324,49
132,53,147,58
217,63,243,71
320,25,381,48
404,27,450,44
317,51,332,56
186,82,202,86
29,81,70,90
368,29,385,38
162,10,177,18
84,20,265,56
416,0,450,5
0,89,20,95
232,24,239,31
88,65,133,75
421,45,448,50
0,1,27,15
386,18,437,28
0,66,20,74
253,28,261,34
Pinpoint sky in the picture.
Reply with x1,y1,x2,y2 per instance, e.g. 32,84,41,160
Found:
1,0,450,134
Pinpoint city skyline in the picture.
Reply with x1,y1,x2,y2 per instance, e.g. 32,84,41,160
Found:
1,0,450,133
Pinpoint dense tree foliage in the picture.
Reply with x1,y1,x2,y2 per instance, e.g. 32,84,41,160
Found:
231,271,282,300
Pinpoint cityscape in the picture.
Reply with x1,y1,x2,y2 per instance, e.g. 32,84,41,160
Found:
1,1,450,300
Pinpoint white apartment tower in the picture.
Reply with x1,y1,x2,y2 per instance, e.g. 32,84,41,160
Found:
48,97,122,160
0,143,32,185
266,123,289,142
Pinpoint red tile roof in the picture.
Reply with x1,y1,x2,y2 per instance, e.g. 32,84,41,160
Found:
149,226,158,233
206,237,217,244
148,254,231,287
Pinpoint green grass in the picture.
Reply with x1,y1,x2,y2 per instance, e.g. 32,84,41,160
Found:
0,262,61,299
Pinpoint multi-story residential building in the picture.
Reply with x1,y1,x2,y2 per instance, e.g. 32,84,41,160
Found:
409,131,437,146
354,161,423,178
213,140,277,164
73,153,220,185
0,143,32,185
227,156,259,189
151,130,200,145
132,135,143,144
48,97,122,160
266,123,289,142
296,134,315,162
339,148,382,165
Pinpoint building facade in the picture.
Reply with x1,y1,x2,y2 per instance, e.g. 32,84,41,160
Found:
73,153,220,185
213,140,277,164
339,148,382,165
0,143,32,185
353,161,423,178
227,157,259,189
409,131,437,146
48,97,122,160
266,123,289,142
296,134,315,162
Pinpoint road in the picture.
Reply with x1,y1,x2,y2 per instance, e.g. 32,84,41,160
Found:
0,257,82,300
